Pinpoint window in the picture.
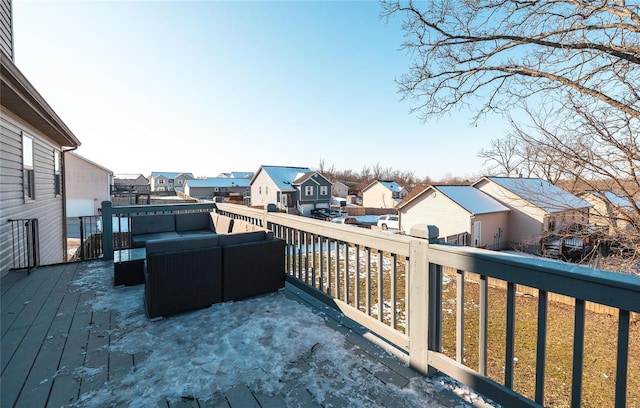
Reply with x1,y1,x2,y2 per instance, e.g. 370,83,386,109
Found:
54,150,61,196
320,186,328,196
305,186,314,196
259,186,262,194
158,178,165,184
266,186,269,194
23,134,34,199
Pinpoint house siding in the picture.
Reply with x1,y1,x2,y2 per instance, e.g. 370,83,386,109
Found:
474,211,509,250
1,107,65,276
363,183,398,209
475,179,548,248
399,189,470,237
0,0,12,60
64,153,112,217
250,170,280,208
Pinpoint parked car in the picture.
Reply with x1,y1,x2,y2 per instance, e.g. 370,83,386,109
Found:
377,215,399,230
311,208,342,221
330,216,358,225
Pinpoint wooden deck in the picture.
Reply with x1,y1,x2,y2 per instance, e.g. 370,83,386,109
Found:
1,261,480,408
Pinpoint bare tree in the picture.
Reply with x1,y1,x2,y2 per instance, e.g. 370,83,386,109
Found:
384,0,640,268
382,1,640,122
477,134,523,176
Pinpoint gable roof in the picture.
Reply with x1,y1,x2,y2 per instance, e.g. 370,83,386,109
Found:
185,178,250,188
218,172,254,179
254,165,312,191
475,177,592,212
66,152,113,174
398,185,509,215
435,186,510,215
293,171,331,186
150,172,194,179
1,52,80,147
584,190,639,210
397,185,428,207
362,180,404,193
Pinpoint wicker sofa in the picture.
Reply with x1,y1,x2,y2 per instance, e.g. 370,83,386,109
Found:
143,214,285,319
131,212,219,248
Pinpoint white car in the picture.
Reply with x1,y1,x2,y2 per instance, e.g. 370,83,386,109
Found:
377,215,399,230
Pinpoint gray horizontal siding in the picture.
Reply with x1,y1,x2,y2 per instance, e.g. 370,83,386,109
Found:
0,0,12,60
1,108,65,276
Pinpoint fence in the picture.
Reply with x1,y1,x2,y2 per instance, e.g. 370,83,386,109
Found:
100,201,640,407
7,218,39,273
66,216,103,261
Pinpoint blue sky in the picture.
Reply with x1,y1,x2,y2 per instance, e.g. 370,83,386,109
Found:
13,0,507,180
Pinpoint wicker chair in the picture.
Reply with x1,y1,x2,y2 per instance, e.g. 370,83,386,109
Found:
144,235,222,319
219,231,286,301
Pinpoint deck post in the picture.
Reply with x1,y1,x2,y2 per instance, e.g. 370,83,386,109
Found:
409,236,433,376
101,201,114,260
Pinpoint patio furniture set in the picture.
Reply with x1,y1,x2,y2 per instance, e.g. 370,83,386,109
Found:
113,212,285,319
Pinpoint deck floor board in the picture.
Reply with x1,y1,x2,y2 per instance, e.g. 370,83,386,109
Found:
1,261,473,408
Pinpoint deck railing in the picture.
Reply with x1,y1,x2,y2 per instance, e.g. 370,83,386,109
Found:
7,218,39,273
101,201,640,407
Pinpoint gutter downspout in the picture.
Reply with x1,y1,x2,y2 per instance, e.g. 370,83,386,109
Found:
61,146,79,261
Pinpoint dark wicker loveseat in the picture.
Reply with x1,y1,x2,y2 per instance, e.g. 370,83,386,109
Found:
144,229,285,319
131,212,217,248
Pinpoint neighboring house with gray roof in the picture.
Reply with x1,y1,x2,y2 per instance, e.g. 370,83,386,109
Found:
473,177,592,251
362,180,408,209
217,171,254,179
397,185,510,249
251,165,333,214
149,172,194,193
331,181,349,199
579,190,640,234
184,177,250,201
114,173,149,194
292,172,333,216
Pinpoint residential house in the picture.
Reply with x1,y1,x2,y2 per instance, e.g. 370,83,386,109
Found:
362,180,407,209
217,171,254,179
64,152,112,217
251,166,312,211
292,172,333,216
251,165,331,214
149,171,194,192
1,4,81,275
398,185,510,249
113,173,150,194
184,177,250,201
473,177,592,251
331,181,349,199
579,190,639,234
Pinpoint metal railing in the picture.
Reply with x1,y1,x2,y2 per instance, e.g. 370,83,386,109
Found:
100,201,640,407
66,216,103,261
7,218,39,273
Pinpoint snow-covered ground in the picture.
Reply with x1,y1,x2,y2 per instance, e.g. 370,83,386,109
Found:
69,263,497,407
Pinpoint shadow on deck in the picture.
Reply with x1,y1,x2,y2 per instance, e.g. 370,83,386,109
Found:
1,261,489,408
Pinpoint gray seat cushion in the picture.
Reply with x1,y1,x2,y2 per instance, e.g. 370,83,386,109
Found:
146,234,220,255
175,212,214,232
132,232,181,248
131,214,175,234
218,231,267,246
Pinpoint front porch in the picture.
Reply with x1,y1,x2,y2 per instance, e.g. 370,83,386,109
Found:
1,261,482,407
